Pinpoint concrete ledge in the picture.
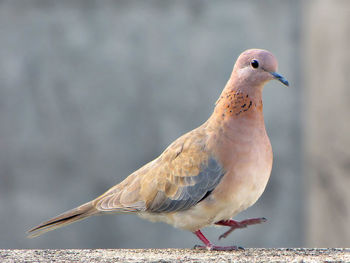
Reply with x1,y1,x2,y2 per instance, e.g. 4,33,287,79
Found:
0,248,349,262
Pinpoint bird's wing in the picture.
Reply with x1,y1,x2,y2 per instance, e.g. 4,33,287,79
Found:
94,128,225,213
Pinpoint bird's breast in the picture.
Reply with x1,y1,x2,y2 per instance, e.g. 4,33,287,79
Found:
206,116,273,222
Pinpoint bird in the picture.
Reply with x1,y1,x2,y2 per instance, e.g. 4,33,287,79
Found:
27,49,289,250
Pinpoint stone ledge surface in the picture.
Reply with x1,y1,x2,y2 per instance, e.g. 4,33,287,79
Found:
0,248,349,262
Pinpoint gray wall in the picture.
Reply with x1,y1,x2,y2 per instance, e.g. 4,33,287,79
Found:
0,0,338,249
304,0,350,247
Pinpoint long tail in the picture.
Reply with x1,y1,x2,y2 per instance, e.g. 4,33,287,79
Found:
27,201,98,238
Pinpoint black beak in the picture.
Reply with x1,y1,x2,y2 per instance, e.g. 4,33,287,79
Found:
270,72,289,87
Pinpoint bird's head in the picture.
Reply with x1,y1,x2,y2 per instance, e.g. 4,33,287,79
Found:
232,49,289,88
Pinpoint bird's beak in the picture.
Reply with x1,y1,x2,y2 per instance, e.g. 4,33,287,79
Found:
270,72,289,87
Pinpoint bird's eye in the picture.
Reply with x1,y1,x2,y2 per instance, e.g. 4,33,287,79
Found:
250,59,259,69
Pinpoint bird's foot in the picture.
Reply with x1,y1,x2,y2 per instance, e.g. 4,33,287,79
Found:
216,217,267,240
193,244,244,251
193,229,244,251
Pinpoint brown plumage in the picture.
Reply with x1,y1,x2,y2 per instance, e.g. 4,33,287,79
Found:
28,49,289,250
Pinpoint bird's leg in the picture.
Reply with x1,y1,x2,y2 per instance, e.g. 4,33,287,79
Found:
193,230,242,251
215,217,267,240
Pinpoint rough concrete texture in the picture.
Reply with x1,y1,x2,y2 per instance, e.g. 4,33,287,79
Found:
1,249,349,263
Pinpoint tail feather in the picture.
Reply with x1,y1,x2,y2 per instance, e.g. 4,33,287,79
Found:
27,202,98,238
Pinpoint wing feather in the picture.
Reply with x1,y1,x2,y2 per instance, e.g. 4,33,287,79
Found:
93,128,225,214
147,157,225,213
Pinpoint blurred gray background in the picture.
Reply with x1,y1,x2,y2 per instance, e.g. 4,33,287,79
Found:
0,0,349,249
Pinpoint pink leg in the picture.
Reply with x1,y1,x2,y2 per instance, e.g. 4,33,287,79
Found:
193,230,241,251
215,217,267,240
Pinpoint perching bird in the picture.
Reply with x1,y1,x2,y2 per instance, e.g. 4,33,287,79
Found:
28,49,289,250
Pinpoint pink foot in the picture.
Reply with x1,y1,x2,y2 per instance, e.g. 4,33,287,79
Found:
193,244,244,251
215,217,267,240
193,230,243,251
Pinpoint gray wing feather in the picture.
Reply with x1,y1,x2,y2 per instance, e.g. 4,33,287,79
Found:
148,157,225,213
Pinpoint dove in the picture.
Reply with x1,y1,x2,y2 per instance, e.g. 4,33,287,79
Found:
27,49,289,250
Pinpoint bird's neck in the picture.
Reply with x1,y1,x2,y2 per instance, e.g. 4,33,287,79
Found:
207,78,265,129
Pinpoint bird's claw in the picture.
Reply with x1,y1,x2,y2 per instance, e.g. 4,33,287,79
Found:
218,217,267,240
193,244,205,250
218,230,233,240
193,244,244,251
218,223,247,240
